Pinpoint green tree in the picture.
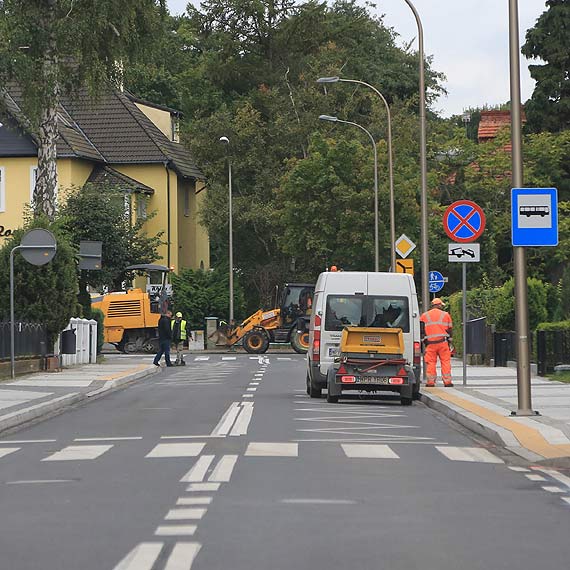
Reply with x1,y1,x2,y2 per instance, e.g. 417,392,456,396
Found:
0,0,165,218
0,217,78,345
522,0,570,133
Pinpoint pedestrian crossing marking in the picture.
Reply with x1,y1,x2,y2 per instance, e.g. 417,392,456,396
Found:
542,486,565,493
177,497,212,505
164,508,207,520
164,542,201,570
113,542,163,570
194,357,210,361
0,447,20,459
221,356,237,361
435,446,503,464
526,474,547,482
155,525,197,536
341,444,400,459
42,444,113,461
245,442,298,457
146,443,205,458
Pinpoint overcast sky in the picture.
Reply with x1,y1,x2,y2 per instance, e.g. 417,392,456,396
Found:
166,0,547,117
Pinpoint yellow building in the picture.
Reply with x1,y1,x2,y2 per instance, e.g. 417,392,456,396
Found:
0,86,209,272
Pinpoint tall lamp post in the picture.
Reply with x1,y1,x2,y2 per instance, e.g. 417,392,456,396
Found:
219,136,234,325
401,0,429,314
319,114,380,271
509,0,534,415
316,76,396,272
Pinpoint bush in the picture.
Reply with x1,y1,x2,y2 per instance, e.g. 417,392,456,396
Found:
536,320,570,332
91,308,105,354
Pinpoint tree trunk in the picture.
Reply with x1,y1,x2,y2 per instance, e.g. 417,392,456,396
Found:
34,0,60,220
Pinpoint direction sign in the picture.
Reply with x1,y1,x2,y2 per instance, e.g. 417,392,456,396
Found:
443,200,486,243
429,270,445,293
448,243,480,263
511,188,558,247
395,259,414,275
395,234,416,259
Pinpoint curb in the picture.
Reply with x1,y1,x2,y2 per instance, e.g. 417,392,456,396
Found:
0,365,158,436
420,391,545,462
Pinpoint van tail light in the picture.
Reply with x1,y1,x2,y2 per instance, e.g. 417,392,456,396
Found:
389,377,405,385
414,342,421,366
314,315,322,330
312,328,321,362
341,375,356,383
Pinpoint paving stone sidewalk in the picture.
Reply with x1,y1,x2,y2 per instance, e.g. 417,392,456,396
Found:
422,361,570,465
0,360,157,435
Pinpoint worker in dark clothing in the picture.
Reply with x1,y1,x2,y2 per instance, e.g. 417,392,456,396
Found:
153,310,173,367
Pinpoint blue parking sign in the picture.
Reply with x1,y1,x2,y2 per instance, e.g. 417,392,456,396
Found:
512,188,558,246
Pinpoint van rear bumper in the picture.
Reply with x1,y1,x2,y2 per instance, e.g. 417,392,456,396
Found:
309,361,327,388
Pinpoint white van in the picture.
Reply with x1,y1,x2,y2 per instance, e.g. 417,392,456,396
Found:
306,271,421,399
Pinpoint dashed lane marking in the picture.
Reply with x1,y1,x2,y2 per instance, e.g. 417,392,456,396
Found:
164,508,207,521
209,455,238,482
281,499,356,505
508,466,530,472
42,445,112,461
146,443,205,458
113,542,163,570
187,482,220,492
180,456,215,483
245,442,298,457
246,387,257,392
242,394,254,398
194,357,210,361
221,357,237,361
341,444,399,459
164,542,201,570
542,486,566,493
0,448,20,459
0,439,56,444
526,474,547,482
177,497,213,506
435,446,503,464
74,436,143,441
155,525,197,536
6,479,75,485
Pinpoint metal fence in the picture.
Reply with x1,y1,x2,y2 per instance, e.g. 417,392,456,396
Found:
537,329,570,376
0,322,48,360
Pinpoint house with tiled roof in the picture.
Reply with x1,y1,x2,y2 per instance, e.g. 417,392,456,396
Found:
477,109,526,151
0,85,209,272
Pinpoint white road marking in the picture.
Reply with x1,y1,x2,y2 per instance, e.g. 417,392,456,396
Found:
155,525,197,536
281,499,356,505
221,356,237,361
254,373,264,377
245,442,298,457
209,455,238,482
563,498,570,506
6,479,74,484
0,448,20,459
250,382,260,386
250,356,260,360
177,497,213,505
210,403,241,436
0,439,56,443
536,468,570,489
181,456,215,483
341,444,399,459
526,474,547,482
146,443,205,458
435,446,503,464
113,542,163,570
164,542,201,570
508,466,530,472
74,437,143,441
246,387,257,392
277,357,292,361
229,403,254,436
161,435,224,440
42,445,112,461
187,482,220,492
165,508,207,520
542,486,565,493
242,394,254,398
194,357,210,361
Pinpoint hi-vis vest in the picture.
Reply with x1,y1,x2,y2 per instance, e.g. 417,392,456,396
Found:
171,319,188,341
420,308,452,342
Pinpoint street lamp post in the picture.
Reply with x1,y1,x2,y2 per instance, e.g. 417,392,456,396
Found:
317,77,396,271
219,136,234,325
401,0,429,315
508,0,534,416
319,115,379,271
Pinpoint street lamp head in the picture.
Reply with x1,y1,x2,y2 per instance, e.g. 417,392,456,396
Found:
219,136,229,144
316,76,340,84
318,114,339,122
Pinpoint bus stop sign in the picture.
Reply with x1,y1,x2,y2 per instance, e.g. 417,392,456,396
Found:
511,188,558,247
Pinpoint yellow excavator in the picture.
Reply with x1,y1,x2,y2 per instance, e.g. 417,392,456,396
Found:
211,283,314,354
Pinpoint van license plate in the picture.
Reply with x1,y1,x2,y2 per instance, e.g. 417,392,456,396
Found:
328,347,340,357
357,376,389,384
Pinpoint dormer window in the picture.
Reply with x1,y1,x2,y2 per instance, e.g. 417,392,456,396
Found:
171,116,180,143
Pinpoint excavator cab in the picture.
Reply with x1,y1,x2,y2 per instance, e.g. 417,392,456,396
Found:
279,283,314,327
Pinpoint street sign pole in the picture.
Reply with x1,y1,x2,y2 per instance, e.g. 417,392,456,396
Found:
10,246,18,381
509,0,535,416
462,262,467,386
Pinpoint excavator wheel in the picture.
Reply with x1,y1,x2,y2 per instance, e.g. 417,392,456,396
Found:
243,330,270,354
291,329,310,354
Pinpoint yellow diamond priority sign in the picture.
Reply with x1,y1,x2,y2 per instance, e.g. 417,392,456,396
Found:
395,234,416,259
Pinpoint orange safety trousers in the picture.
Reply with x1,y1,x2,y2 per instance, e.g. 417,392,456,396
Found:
425,342,452,385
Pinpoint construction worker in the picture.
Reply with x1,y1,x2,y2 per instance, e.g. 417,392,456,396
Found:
420,298,453,387
171,311,191,366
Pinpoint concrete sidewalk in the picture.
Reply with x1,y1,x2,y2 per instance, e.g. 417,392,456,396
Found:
421,361,570,465
0,360,158,435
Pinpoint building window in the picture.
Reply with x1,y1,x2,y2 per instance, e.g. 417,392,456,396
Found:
0,166,5,212
30,166,38,204
123,192,132,220
184,187,190,217
171,116,180,143
137,194,147,220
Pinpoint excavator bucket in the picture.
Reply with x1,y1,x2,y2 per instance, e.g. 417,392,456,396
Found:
208,322,234,346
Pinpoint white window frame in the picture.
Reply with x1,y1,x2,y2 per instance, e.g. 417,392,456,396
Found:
30,165,38,204
0,166,5,212
136,193,147,220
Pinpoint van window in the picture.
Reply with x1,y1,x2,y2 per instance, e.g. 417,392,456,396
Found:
325,295,409,332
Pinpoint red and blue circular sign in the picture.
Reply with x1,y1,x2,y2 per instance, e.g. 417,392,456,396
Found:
443,200,486,243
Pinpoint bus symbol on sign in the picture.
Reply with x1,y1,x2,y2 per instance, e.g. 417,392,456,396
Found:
519,205,550,218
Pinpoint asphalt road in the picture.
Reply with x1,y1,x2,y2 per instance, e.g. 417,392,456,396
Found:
1,354,570,570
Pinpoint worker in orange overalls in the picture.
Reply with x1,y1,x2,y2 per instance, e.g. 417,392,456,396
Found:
420,298,453,387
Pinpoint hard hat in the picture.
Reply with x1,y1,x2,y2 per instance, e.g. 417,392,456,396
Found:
175,311,183,317
431,298,445,307
330,265,338,272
